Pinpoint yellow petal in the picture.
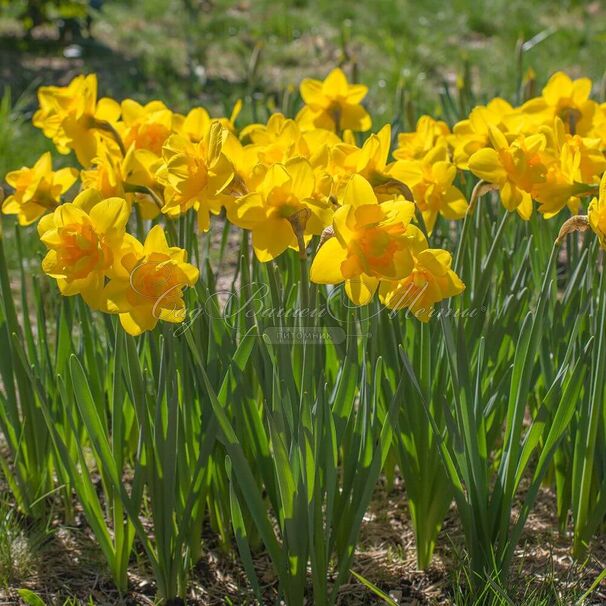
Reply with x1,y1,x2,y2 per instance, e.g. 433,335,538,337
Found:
487,126,508,151
323,68,349,97
73,131,100,168
89,197,130,236
285,158,314,200
120,308,157,336
261,164,291,198
300,78,324,105
103,279,132,313
333,205,356,246
500,181,522,212
543,72,573,105
339,103,372,132
346,83,368,105
252,217,294,262
342,174,377,208
73,188,104,212
344,274,379,305
417,248,450,276
54,203,88,228
354,204,385,226
143,224,170,255
37,213,57,238
121,99,144,124
441,186,468,219
310,237,348,284
516,191,533,221
571,78,592,105
468,148,506,183
96,97,121,123
180,262,200,286
54,167,79,192
34,152,53,173
388,160,424,185
229,192,267,229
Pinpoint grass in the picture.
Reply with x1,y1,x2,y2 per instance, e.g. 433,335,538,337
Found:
0,89,52,178
0,497,46,589
0,481,602,605
1,1,606,126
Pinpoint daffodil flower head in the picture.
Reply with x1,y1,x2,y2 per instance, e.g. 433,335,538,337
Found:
37,193,130,308
240,113,311,167
310,175,425,304
229,157,333,262
468,126,548,220
104,225,200,336
296,68,372,133
2,152,78,225
533,118,606,218
450,98,515,169
33,74,120,167
521,71,596,136
587,101,606,148
120,99,174,156
349,124,391,182
588,172,606,249
379,248,465,322
155,122,234,231
388,142,468,233
81,142,125,199
174,107,213,143
173,100,242,144
394,115,450,161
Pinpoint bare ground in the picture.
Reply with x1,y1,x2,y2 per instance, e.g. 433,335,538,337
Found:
0,476,604,606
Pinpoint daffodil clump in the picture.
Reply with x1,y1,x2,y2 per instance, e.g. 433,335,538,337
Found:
4,66,606,606
5,68,606,334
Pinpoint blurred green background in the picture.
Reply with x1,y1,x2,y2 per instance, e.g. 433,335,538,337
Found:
1,0,605,177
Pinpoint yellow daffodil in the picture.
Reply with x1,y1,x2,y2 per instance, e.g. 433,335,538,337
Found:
119,99,174,157
173,107,213,143
213,132,263,214
121,146,164,219
297,68,372,133
346,124,391,184
2,152,78,225
310,175,425,305
533,118,606,217
379,248,465,322
468,126,548,220
229,157,333,262
103,225,199,336
121,146,163,191
450,98,515,169
388,142,468,233
587,102,606,148
393,115,450,161
81,142,125,199
37,194,130,308
588,172,606,249
521,71,597,136
155,122,234,231
174,99,242,142
33,74,120,167
240,113,308,166
320,125,400,202
81,143,163,220
307,138,359,201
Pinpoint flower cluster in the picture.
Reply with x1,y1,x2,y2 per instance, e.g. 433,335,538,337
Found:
460,73,606,219
5,68,606,334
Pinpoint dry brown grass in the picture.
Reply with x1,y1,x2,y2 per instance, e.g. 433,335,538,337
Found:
0,475,603,605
